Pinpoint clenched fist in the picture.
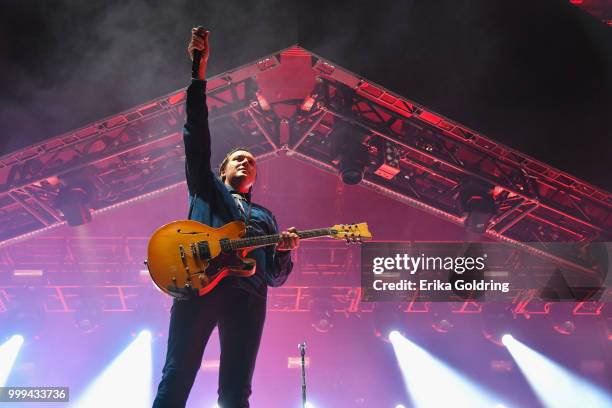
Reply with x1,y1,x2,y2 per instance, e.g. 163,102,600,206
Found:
188,27,210,79
276,227,299,252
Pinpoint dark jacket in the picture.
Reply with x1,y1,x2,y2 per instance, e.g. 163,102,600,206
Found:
183,79,293,298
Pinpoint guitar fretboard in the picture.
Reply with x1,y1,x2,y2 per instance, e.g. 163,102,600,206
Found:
219,228,336,251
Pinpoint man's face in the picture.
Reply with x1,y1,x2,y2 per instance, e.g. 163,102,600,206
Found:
221,150,257,193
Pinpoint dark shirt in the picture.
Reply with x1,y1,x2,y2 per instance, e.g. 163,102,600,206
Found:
183,79,293,298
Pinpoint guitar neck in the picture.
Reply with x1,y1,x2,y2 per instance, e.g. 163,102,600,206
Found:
227,228,336,250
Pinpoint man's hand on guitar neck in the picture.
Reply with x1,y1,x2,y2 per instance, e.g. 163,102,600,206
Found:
276,227,299,252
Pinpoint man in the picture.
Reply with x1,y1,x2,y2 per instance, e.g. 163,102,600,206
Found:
152,27,299,408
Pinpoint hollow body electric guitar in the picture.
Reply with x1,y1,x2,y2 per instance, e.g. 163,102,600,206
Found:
146,220,372,299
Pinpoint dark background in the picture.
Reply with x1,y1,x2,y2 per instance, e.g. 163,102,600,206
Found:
1,0,610,190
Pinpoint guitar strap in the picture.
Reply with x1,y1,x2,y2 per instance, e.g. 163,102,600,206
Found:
232,188,253,234
188,192,196,220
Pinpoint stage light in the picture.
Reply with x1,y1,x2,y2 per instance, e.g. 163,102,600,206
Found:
330,121,369,185
429,303,454,334
10,269,44,286
374,141,402,180
550,303,577,335
56,182,94,226
0,335,24,387
553,320,575,335
504,335,612,407
255,90,271,111
389,330,401,341
73,295,104,334
338,144,369,185
501,334,513,346
4,287,45,339
304,402,316,408
389,332,506,408
75,330,153,408
373,304,406,342
300,95,316,112
132,286,167,337
482,303,516,346
455,179,495,234
395,404,406,408
12,269,43,277
309,297,335,333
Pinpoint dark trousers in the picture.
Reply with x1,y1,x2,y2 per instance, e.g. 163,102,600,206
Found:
153,280,266,408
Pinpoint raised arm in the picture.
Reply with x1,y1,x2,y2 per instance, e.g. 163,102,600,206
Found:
184,28,213,195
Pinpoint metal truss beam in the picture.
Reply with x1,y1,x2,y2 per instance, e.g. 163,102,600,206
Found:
0,284,607,316
0,46,609,284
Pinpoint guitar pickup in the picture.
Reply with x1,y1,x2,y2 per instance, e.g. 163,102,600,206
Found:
197,241,211,260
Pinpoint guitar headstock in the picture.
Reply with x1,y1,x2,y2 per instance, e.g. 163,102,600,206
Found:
330,223,372,244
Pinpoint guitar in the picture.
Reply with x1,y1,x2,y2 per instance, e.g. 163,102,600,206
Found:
145,220,372,298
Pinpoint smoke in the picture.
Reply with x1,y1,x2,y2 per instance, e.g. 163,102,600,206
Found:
0,0,297,156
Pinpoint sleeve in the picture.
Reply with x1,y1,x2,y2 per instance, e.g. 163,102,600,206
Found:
184,79,214,196
265,215,294,287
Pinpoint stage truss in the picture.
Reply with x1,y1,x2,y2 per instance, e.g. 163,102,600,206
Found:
0,46,610,302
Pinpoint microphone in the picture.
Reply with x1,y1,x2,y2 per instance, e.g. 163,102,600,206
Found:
191,26,205,79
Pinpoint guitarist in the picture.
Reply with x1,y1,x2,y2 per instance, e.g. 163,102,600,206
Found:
153,27,299,408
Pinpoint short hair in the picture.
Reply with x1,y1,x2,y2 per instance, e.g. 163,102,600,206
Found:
219,146,253,181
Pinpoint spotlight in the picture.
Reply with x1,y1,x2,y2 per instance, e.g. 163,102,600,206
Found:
300,95,316,112
455,179,495,234
482,303,516,346
73,295,104,334
501,334,513,346
374,140,402,180
373,303,406,342
429,303,454,334
4,286,45,340
56,181,95,226
432,317,454,334
255,90,271,111
330,121,369,185
75,330,153,407
0,335,25,387
550,303,577,335
553,320,575,335
505,335,612,407
133,286,167,337
309,297,334,333
390,331,506,407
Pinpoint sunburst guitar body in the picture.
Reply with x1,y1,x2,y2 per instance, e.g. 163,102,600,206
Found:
145,220,371,299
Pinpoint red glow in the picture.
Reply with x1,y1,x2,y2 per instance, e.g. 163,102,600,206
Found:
256,90,271,111
300,96,315,111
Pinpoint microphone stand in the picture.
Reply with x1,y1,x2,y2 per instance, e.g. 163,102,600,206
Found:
298,342,307,408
